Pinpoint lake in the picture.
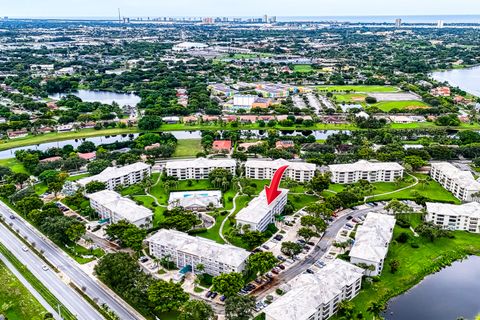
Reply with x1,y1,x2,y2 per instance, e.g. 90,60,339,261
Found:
49,90,141,107
384,255,480,320
0,129,346,159
431,66,480,97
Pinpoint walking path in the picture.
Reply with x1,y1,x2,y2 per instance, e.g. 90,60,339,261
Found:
364,173,419,201
144,174,166,207
219,181,243,244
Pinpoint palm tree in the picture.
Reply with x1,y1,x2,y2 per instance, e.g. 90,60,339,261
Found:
367,301,385,320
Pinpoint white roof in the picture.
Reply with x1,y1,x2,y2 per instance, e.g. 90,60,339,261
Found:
146,229,249,268
168,190,222,209
431,162,480,191
349,212,396,263
245,159,316,171
329,160,404,173
77,162,150,186
165,157,236,170
236,189,288,225
426,202,480,219
88,190,153,223
264,260,364,320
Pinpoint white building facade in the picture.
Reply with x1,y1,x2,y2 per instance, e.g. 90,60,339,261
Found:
425,202,480,233
88,190,153,229
349,212,396,276
430,162,480,202
146,229,250,276
168,190,223,211
235,188,288,232
77,162,151,190
264,259,364,320
329,160,404,184
165,158,236,180
245,159,316,183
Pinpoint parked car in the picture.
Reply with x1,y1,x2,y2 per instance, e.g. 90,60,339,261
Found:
42,265,49,271
307,241,315,246
277,264,285,270
220,295,226,302
9,215,15,219
210,292,218,299
346,223,354,228
306,268,314,274
274,234,284,241
277,255,286,261
304,245,311,251
255,278,263,284
346,215,353,220
262,244,270,250
205,291,213,298
22,246,28,252
139,256,148,263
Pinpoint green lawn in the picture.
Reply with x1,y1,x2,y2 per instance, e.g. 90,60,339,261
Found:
67,173,91,181
0,158,28,174
343,224,480,318
0,260,47,320
173,139,203,158
373,100,431,112
34,182,48,195
317,85,400,93
293,64,314,73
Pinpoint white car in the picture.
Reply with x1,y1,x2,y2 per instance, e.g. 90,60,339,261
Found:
22,246,28,252
42,265,49,271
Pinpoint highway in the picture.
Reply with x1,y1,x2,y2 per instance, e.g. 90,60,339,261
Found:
0,201,145,320
0,222,103,320
255,204,386,299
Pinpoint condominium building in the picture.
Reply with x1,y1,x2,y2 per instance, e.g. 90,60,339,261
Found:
349,212,396,276
168,190,223,211
430,162,480,202
328,160,404,184
77,162,151,190
88,190,153,229
165,157,236,180
264,259,364,320
235,188,288,232
245,159,316,183
146,229,250,276
425,202,480,233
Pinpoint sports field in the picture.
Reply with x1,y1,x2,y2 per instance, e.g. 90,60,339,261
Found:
317,85,399,93
373,100,431,112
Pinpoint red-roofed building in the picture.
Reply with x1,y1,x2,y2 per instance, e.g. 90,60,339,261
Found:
275,140,295,150
212,140,232,153
430,86,451,97
78,152,96,161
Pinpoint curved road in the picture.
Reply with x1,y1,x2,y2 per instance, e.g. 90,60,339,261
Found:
0,201,145,320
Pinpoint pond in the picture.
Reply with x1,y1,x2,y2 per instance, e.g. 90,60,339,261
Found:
383,255,480,320
431,65,480,97
49,90,141,107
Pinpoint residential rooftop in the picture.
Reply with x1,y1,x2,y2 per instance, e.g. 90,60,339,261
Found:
235,188,288,225
329,160,404,172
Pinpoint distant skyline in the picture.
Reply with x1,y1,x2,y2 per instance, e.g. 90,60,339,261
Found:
3,0,480,19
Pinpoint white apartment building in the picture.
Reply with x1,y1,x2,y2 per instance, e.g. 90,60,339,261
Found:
77,162,151,190
165,158,236,180
430,162,480,202
426,202,480,233
264,259,364,320
328,160,404,184
146,229,250,276
349,212,396,276
235,188,288,232
245,159,316,183
88,190,153,229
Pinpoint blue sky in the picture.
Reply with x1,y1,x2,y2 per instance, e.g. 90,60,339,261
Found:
3,0,480,18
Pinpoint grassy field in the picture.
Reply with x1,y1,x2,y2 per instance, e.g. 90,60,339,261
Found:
293,64,315,73
67,173,90,181
173,139,203,157
317,85,400,93
0,158,28,173
373,100,431,112
344,222,480,318
333,93,367,103
0,260,47,320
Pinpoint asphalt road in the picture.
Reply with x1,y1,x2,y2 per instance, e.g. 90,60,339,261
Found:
0,222,103,320
0,201,144,320
255,204,386,299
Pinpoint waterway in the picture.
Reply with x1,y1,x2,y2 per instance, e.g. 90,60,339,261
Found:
0,129,346,159
384,255,480,320
49,90,141,107
431,65,480,97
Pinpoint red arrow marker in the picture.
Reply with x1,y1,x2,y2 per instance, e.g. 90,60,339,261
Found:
265,165,289,205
